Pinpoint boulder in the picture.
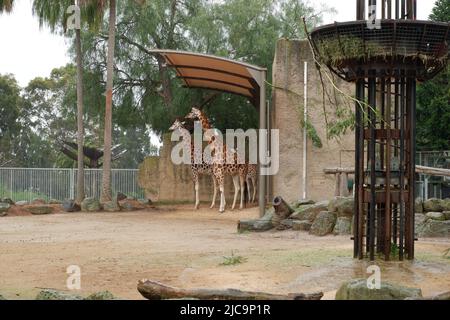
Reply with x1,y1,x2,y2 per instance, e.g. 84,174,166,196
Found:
85,291,116,300
62,199,81,212
119,198,145,211
138,198,152,206
425,212,446,221
27,206,53,215
291,199,315,209
0,202,10,214
417,220,450,238
278,219,294,230
31,198,46,205
415,198,424,213
81,198,101,212
292,220,313,231
309,211,337,236
48,199,62,205
0,198,15,205
423,198,444,212
431,291,450,300
0,295,6,300
442,199,450,212
15,200,29,206
35,290,84,300
103,201,121,212
328,197,354,217
443,212,450,221
291,200,329,222
333,217,352,235
116,192,127,201
335,279,422,300
415,214,426,237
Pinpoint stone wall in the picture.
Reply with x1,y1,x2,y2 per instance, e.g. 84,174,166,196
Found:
138,134,239,203
271,39,355,203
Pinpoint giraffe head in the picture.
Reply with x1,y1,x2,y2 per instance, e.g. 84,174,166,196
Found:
169,119,186,131
185,107,202,121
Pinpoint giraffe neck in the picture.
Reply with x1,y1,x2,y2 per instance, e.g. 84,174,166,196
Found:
197,110,212,131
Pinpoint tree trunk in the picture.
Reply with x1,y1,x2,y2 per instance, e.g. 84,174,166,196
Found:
137,279,323,300
75,27,85,205
272,196,294,223
101,0,116,203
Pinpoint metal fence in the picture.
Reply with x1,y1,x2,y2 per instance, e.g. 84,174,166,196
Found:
0,168,144,202
416,151,450,200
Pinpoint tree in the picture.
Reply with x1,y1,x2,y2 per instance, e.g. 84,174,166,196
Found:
0,0,14,13
0,74,21,166
101,0,116,203
416,0,450,151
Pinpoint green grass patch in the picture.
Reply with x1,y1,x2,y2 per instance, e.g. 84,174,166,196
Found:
220,252,247,266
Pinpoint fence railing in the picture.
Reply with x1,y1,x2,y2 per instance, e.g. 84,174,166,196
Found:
0,168,144,202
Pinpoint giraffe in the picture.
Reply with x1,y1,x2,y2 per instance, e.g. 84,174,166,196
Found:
246,164,257,203
169,119,218,209
185,107,247,213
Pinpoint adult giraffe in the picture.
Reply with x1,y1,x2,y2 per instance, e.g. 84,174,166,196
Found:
169,119,218,209
185,107,248,213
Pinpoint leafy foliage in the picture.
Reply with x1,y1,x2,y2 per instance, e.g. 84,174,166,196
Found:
416,0,450,151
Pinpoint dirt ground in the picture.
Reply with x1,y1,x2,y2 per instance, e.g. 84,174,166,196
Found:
0,204,449,300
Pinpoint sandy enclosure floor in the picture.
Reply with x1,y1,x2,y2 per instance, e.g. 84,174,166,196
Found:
0,204,449,300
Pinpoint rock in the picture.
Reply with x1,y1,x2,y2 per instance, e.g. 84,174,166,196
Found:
48,199,62,204
443,212,450,220
31,198,47,205
279,219,294,230
62,199,81,212
333,217,352,235
0,202,10,213
103,200,121,212
35,290,84,300
138,198,152,205
81,198,101,212
0,198,15,205
0,295,6,300
85,291,116,300
119,198,145,211
442,199,450,212
336,279,422,300
15,200,29,206
415,214,426,237
328,197,354,217
423,198,444,212
292,220,313,231
26,206,53,215
291,199,315,208
116,192,127,201
417,220,450,237
415,198,424,213
431,291,450,300
291,200,329,222
425,212,446,221
309,211,337,236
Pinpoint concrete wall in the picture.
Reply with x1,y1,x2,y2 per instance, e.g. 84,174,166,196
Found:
138,134,239,203
271,39,355,203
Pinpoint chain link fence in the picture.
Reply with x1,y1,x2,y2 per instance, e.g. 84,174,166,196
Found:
0,168,144,202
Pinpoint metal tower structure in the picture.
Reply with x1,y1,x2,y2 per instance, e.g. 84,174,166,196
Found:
311,0,450,260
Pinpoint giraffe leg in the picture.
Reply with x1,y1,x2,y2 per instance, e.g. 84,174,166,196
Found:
239,174,245,210
231,175,240,211
219,183,226,213
246,177,251,202
252,177,257,203
210,175,217,209
194,179,200,210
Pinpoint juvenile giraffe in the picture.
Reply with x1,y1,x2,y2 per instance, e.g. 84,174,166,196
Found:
246,164,257,203
185,107,247,212
169,119,218,209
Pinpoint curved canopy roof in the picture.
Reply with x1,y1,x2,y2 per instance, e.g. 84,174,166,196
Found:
150,49,267,106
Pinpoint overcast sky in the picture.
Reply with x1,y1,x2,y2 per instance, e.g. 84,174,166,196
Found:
0,0,436,87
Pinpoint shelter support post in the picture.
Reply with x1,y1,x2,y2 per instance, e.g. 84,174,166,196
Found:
259,70,267,218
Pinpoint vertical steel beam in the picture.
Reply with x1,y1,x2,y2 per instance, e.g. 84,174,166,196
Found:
258,70,267,218
399,72,405,260
385,78,392,260
368,71,377,261
408,77,416,260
